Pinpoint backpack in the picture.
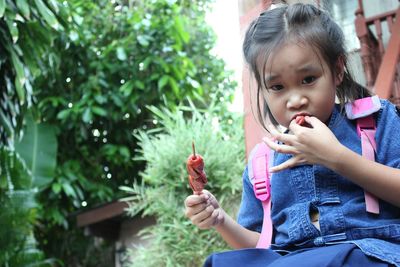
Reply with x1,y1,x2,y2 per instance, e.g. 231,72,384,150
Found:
248,96,382,249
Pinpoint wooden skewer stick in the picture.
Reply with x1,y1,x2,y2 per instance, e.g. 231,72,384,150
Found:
192,141,196,158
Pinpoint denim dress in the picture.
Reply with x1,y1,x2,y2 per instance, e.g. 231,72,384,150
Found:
233,100,400,266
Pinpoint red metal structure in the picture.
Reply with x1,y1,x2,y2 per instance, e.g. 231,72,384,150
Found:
239,0,272,157
355,0,400,106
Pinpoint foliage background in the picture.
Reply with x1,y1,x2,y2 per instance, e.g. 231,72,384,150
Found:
0,0,65,265
1,0,242,266
121,104,245,267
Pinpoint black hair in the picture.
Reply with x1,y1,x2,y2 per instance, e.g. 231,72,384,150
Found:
242,3,371,128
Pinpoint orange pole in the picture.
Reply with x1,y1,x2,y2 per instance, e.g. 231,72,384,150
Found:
374,8,400,99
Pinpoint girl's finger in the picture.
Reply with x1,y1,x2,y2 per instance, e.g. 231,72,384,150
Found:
304,116,322,127
263,137,297,154
269,156,301,173
268,125,296,145
267,123,279,133
194,201,212,215
198,209,219,229
191,205,214,225
185,194,207,207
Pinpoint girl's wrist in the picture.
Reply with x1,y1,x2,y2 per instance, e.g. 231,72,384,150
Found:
325,143,348,172
213,208,226,230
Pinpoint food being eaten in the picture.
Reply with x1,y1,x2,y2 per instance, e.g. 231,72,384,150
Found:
295,115,306,126
186,142,208,194
294,115,312,128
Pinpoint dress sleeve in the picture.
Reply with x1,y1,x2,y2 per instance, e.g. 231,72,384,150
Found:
237,166,264,233
376,100,400,169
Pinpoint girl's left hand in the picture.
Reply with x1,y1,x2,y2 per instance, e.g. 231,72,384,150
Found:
263,116,344,172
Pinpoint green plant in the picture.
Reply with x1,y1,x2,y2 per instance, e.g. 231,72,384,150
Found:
31,0,238,264
121,103,245,267
0,147,50,266
0,0,67,145
0,1,66,265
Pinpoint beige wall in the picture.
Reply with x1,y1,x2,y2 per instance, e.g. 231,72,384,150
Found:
238,0,263,16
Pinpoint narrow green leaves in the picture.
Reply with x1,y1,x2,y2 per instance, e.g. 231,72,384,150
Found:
10,50,26,105
16,0,30,18
0,0,5,18
34,0,59,29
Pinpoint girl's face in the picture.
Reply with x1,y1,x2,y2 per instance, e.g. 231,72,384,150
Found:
261,42,340,128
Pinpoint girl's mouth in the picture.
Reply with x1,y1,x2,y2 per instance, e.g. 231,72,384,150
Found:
292,114,312,127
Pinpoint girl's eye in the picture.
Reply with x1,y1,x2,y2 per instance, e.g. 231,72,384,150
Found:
268,84,284,91
302,76,316,84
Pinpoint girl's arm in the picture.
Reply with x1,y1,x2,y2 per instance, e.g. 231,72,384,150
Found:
325,144,400,208
214,210,260,249
184,191,259,249
264,116,400,208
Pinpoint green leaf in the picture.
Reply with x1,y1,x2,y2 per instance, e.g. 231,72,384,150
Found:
137,35,149,46
119,80,134,96
169,77,179,98
56,109,70,120
10,50,26,104
82,108,92,123
15,113,58,189
16,0,30,18
174,16,189,44
52,183,61,194
142,56,153,70
6,19,19,43
92,106,107,117
0,0,5,18
34,0,59,29
158,75,169,90
119,146,130,159
134,80,145,90
94,94,107,104
116,47,127,61
62,182,76,198
0,109,14,137
0,170,7,188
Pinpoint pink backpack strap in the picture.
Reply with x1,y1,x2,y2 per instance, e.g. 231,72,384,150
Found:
345,96,380,214
249,142,274,248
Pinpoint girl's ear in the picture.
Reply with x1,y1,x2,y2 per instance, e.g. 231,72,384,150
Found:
334,56,345,86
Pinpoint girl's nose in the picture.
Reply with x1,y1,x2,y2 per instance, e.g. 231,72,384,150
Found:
286,93,308,110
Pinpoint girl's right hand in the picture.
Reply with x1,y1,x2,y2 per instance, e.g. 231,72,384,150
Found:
264,116,344,172
184,190,225,229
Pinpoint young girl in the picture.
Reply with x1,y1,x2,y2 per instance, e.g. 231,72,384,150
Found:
184,3,400,267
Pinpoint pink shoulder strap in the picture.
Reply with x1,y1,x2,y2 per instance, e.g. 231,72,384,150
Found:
250,142,273,248
346,96,380,214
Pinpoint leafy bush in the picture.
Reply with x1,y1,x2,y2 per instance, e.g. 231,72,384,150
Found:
121,103,245,267
0,147,47,266
0,0,67,145
32,0,238,264
0,1,66,265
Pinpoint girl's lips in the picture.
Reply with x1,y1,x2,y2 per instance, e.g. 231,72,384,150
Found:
291,113,311,122
292,113,312,127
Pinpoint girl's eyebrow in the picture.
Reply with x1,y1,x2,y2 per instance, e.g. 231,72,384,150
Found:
264,65,321,83
296,65,321,73
265,74,280,84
